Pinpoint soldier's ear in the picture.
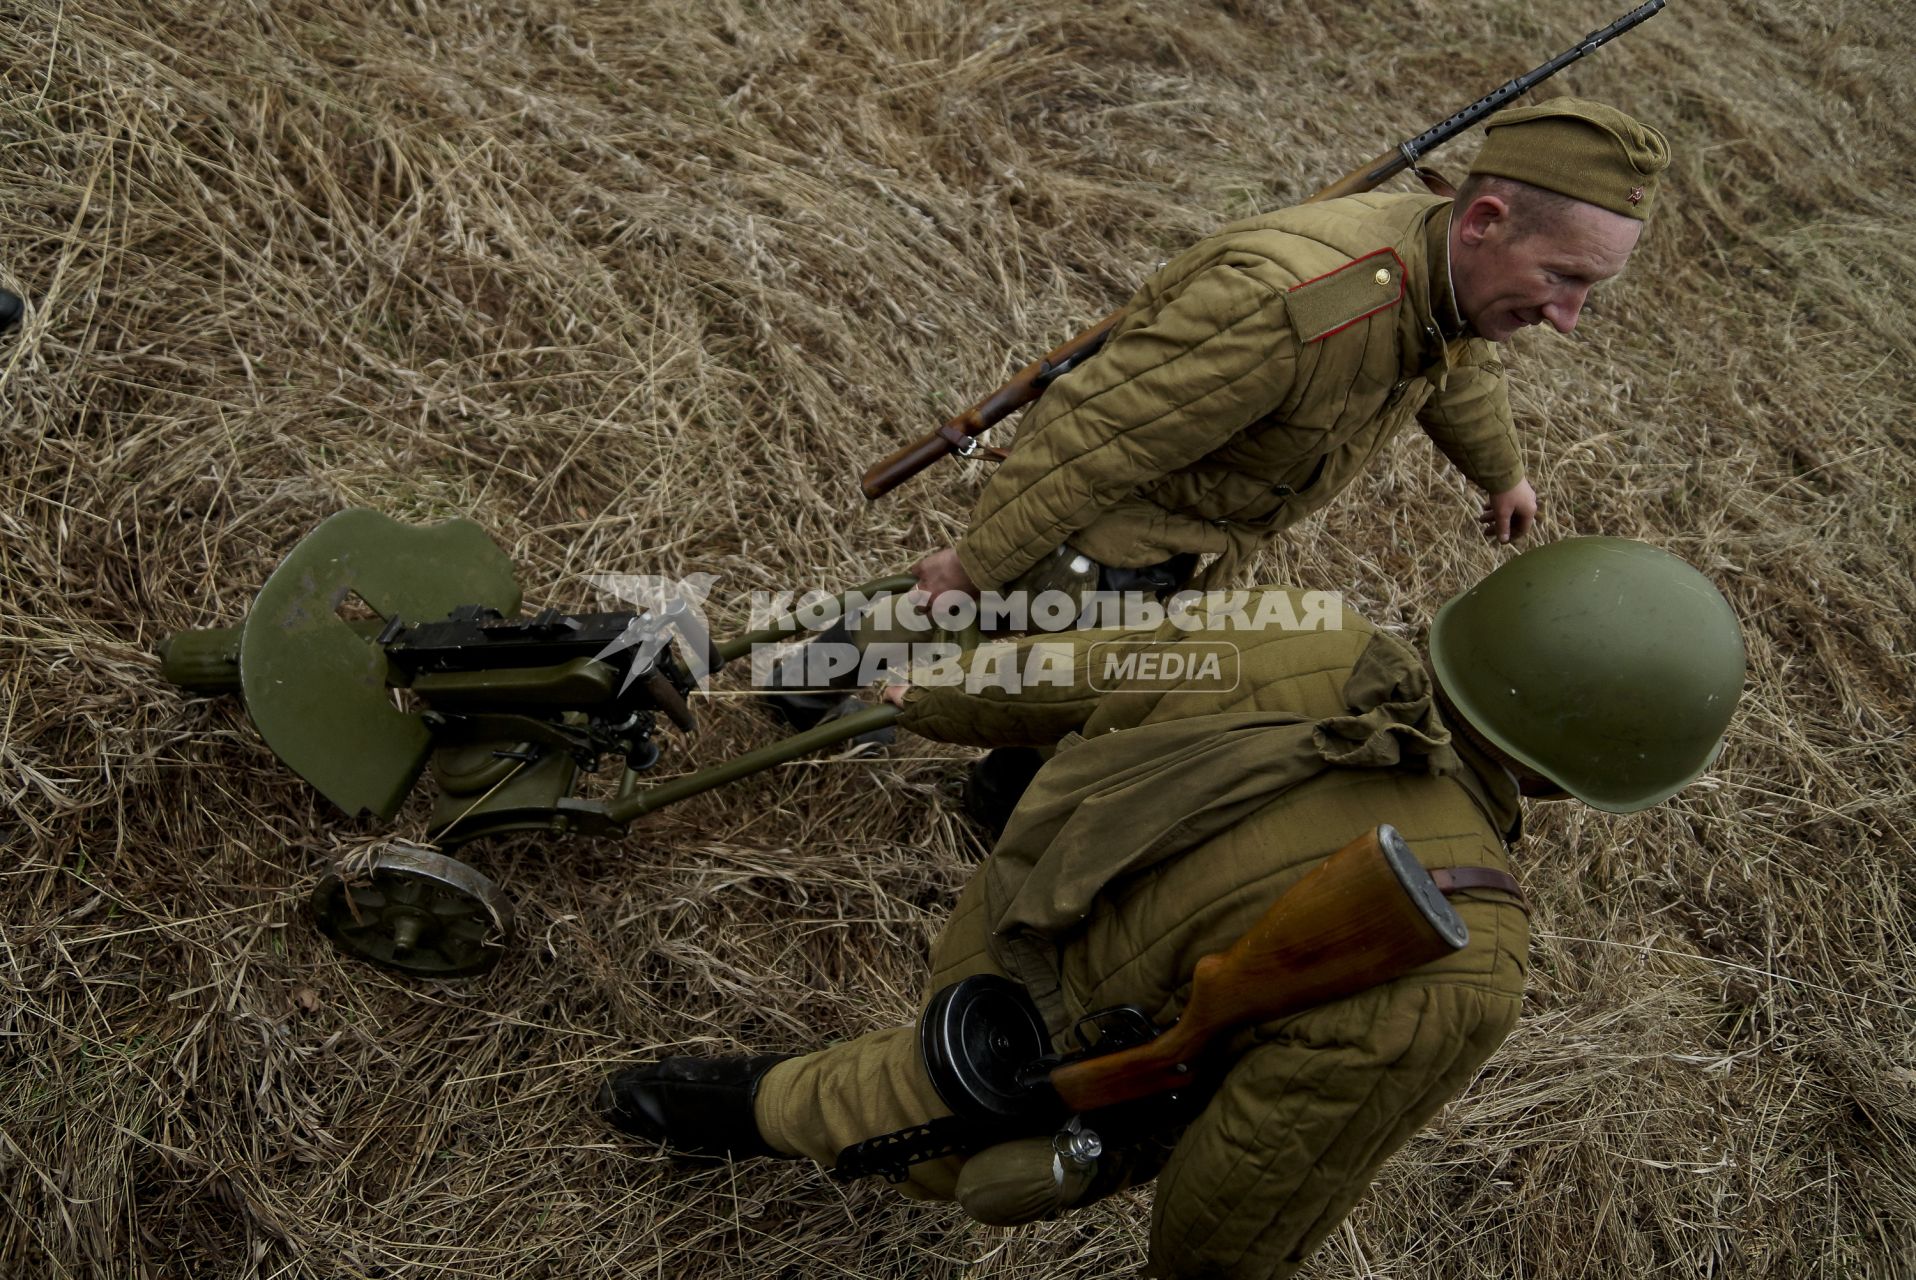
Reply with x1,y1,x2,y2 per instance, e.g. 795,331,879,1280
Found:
1454,194,1511,247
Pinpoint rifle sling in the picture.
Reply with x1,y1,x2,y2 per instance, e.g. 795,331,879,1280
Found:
1430,865,1526,910
833,863,1526,1181
936,422,1009,463
1410,164,1457,199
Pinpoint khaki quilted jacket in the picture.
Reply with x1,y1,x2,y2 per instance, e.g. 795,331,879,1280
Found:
954,195,1524,591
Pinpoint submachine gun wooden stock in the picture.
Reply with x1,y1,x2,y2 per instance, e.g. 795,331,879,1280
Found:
834,825,1520,1182
858,0,1667,502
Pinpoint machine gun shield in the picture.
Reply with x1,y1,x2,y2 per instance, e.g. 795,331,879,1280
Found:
239,509,522,819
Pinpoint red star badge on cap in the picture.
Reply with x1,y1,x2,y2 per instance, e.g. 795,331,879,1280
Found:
1627,186,1645,206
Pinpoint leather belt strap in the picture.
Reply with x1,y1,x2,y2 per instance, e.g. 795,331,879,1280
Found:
1432,865,1528,912
937,423,1009,463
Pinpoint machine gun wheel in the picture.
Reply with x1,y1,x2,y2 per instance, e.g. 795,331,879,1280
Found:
311,844,515,977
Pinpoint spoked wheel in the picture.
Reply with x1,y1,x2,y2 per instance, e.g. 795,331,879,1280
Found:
311,845,515,977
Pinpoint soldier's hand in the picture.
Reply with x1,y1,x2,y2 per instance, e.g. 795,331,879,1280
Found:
879,680,911,709
1479,480,1538,544
909,546,981,609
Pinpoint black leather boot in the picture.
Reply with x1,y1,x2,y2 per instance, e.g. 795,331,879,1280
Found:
0,291,22,334
597,1054,796,1159
963,747,1047,840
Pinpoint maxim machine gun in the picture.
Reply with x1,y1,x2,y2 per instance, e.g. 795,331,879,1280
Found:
159,508,904,978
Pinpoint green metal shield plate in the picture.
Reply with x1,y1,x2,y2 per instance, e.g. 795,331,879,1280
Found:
239,509,522,818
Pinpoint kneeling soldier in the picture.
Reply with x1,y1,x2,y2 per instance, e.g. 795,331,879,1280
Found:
599,538,1744,1279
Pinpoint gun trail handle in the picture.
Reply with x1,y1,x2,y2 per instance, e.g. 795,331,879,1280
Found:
1048,825,1465,1113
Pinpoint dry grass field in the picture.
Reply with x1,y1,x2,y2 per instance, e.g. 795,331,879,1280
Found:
3,0,1913,1275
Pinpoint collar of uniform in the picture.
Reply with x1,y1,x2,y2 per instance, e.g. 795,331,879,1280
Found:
1431,693,1526,844
1446,726,1526,844
1429,205,1469,341
1399,202,1465,387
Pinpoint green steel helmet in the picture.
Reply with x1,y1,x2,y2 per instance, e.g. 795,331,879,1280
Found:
1429,538,1744,813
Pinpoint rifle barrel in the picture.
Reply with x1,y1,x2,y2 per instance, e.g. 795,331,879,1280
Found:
1399,0,1667,165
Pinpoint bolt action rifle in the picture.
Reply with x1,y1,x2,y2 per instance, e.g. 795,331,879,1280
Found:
858,0,1667,501
835,825,1522,1181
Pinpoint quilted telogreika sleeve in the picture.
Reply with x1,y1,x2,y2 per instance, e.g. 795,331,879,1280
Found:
1415,340,1525,496
954,264,1300,592
893,628,1124,747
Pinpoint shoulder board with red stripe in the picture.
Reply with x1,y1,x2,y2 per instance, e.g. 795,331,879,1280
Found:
1286,248,1406,344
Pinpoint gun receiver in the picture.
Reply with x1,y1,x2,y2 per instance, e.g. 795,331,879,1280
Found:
160,510,909,847
859,0,1667,500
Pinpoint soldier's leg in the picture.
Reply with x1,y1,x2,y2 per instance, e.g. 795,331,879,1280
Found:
1144,919,1526,1278
752,870,1007,1198
755,872,1119,1224
752,1027,958,1196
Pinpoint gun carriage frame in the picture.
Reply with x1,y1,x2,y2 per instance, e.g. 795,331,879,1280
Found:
150,4,1656,979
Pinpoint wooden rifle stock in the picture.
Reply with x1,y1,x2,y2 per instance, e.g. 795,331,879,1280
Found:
1310,146,1422,205
859,312,1124,499
1046,825,1466,1114
857,0,1665,501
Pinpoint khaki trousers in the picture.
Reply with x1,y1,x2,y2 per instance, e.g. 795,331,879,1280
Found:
755,871,1005,1201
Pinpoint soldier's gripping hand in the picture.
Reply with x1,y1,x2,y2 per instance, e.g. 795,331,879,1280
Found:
910,546,982,610
1479,479,1539,544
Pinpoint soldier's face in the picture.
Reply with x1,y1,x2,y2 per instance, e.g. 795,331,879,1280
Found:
1451,196,1642,342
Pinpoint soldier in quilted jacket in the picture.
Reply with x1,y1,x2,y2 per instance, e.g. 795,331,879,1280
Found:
908,99,1672,604
600,540,1744,1279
